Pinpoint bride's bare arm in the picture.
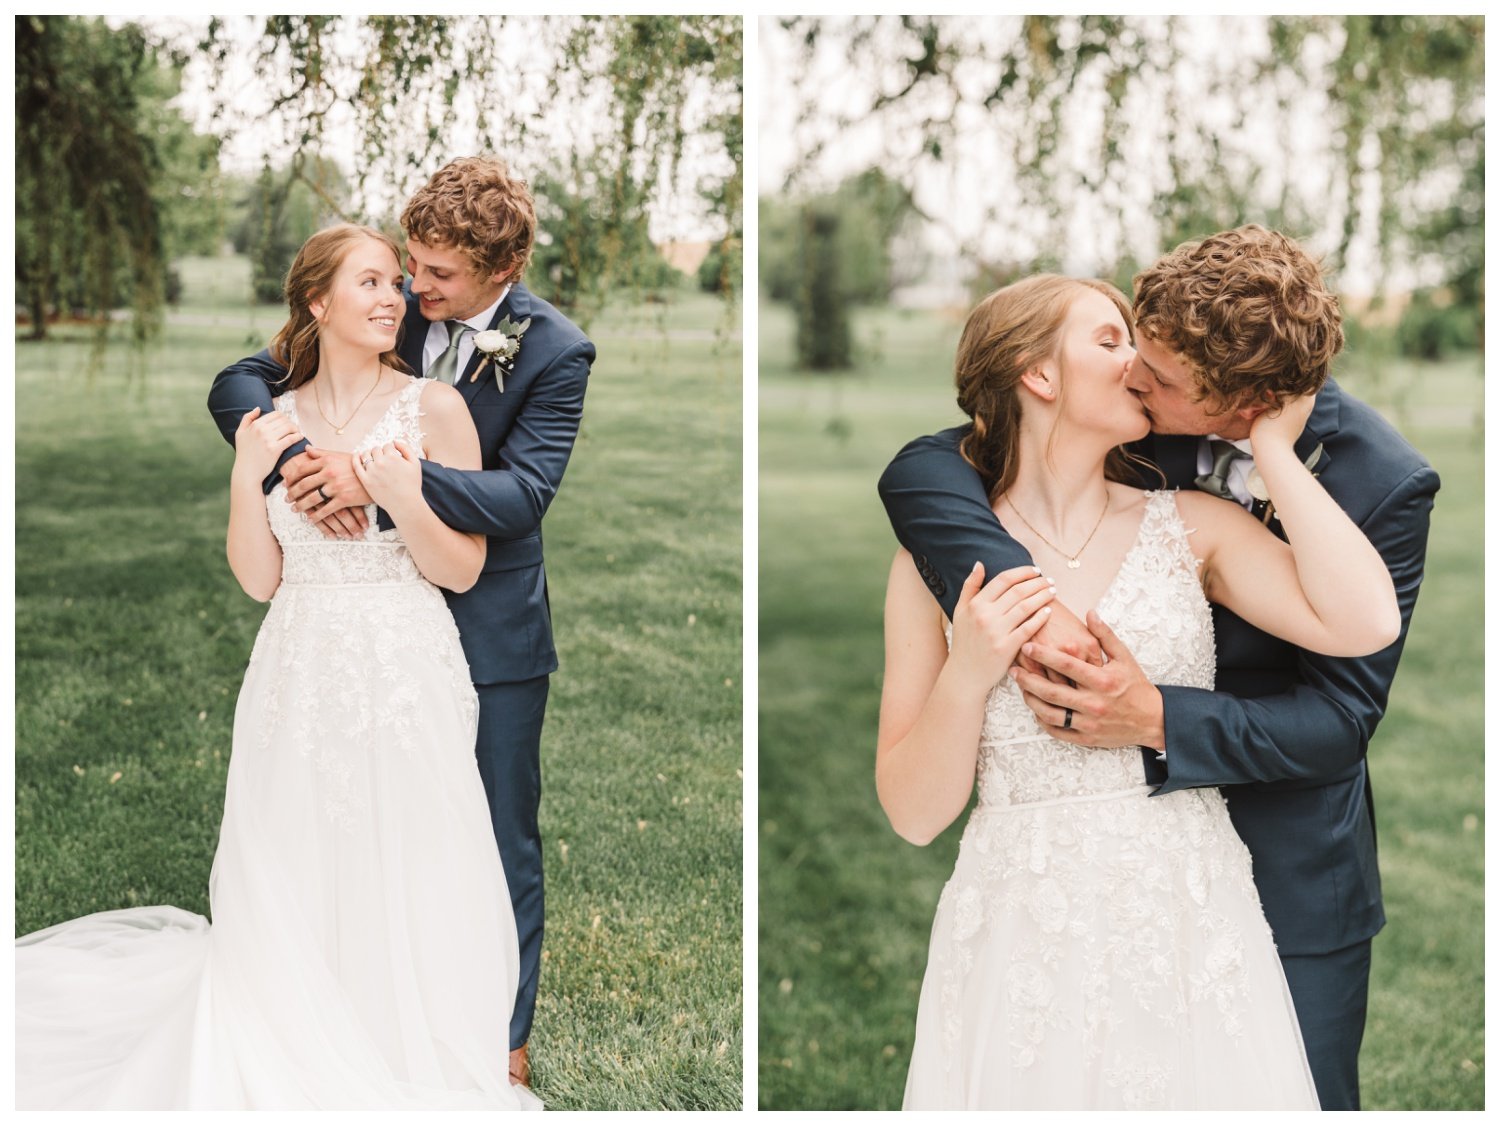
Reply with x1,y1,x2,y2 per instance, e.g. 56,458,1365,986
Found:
877,555,1055,845
358,382,486,593
227,407,298,601
1182,396,1400,658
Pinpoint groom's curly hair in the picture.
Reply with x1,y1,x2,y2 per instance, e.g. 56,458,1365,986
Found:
1133,225,1343,414
401,156,536,281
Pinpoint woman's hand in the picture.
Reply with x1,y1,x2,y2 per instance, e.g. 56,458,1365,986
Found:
233,407,302,483
352,439,423,513
947,562,1056,694
1249,390,1317,455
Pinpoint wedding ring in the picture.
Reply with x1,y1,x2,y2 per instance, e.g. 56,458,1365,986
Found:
318,485,332,502
1062,708,1074,730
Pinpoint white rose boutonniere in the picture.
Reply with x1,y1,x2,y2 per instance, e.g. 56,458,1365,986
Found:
470,316,531,390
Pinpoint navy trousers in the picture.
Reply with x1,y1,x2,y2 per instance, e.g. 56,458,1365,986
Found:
1280,939,1373,1110
473,676,550,1050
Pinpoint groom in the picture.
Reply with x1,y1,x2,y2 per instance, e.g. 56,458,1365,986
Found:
208,156,594,1088
878,226,1438,1110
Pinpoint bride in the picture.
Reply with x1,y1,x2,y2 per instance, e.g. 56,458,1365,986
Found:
16,224,540,1111
879,275,1398,1109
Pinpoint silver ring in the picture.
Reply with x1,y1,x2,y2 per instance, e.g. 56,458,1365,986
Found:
1062,708,1074,731
317,485,331,502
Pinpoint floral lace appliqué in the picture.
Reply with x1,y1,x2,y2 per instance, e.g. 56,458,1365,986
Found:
246,379,477,832
926,491,1261,1103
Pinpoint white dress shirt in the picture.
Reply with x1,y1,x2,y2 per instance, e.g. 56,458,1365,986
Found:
421,285,512,379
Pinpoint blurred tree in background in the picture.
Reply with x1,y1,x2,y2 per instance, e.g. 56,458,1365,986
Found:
15,15,742,336
765,15,1482,361
16,17,166,338
761,169,921,367
230,156,352,304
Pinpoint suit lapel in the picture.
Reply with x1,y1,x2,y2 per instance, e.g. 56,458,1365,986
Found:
398,292,430,376
1296,378,1341,479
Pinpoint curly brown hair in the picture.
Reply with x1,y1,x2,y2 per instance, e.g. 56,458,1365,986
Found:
956,275,1156,503
268,224,410,390
400,156,537,281
1132,225,1344,414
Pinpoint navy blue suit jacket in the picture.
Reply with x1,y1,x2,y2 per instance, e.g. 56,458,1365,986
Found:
877,379,1439,955
208,282,594,685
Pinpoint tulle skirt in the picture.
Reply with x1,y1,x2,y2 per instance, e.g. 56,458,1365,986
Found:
16,580,540,1110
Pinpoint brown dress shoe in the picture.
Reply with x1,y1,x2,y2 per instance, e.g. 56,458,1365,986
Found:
509,1044,530,1088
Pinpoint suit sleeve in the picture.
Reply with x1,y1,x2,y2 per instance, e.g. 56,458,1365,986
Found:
1147,464,1440,792
207,349,303,494
417,336,594,540
877,427,1035,619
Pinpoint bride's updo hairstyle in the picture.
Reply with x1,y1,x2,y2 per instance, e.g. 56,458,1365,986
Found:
269,223,411,390
956,274,1149,503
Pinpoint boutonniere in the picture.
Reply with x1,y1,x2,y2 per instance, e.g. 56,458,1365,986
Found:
470,316,531,390
1246,442,1325,525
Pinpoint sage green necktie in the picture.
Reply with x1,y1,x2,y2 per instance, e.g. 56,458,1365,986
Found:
428,321,474,384
1195,439,1251,503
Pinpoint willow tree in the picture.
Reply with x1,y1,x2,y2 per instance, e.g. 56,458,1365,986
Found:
771,15,1482,320
198,15,742,323
15,16,168,340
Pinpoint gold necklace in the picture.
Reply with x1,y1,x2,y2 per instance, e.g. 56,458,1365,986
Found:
312,369,382,435
1003,493,1111,570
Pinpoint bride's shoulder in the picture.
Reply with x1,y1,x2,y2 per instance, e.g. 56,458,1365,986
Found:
1106,482,1151,516
413,373,464,412
1169,487,1242,525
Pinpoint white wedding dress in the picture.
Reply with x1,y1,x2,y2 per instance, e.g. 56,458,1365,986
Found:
16,378,540,1110
903,490,1318,1110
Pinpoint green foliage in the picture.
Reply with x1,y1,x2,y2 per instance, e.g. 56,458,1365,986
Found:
697,233,742,297
528,155,685,324
14,16,166,339
1396,290,1481,360
762,169,920,306
757,301,1482,1109
794,204,852,370
231,156,353,304
15,286,742,1109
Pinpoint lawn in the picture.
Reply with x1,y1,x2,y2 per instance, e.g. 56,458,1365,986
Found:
14,256,743,1111
757,300,1483,1110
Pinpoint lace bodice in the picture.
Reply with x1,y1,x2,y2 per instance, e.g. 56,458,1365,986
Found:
269,379,429,586
971,490,1215,807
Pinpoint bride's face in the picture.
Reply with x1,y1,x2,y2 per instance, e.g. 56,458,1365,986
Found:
1050,289,1149,444
309,239,406,353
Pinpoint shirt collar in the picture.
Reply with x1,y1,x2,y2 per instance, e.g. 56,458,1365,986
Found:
1205,433,1255,455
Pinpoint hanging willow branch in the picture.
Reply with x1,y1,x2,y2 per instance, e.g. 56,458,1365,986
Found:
772,15,1482,303
200,15,741,319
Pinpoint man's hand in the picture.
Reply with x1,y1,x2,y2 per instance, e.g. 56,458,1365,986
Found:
281,448,373,539
1017,598,1105,682
1009,610,1166,749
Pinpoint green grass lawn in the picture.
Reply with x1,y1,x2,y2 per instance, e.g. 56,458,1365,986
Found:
14,260,743,1111
757,301,1483,1110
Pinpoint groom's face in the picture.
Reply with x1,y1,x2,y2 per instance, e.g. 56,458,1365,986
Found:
405,238,509,323
1126,333,1258,440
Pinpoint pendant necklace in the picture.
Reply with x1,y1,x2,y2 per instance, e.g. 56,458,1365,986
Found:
1004,493,1111,570
313,369,382,435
